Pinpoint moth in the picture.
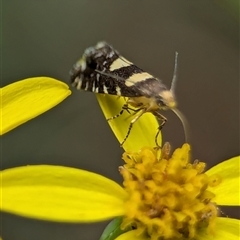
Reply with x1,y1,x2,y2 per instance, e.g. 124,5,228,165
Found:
70,41,188,147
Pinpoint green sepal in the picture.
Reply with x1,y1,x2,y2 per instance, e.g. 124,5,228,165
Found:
99,217,131,240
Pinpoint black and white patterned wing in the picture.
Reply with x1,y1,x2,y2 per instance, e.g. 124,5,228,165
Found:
70,42,167,98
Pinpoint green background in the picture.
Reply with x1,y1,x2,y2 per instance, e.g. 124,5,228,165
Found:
1,1,239,240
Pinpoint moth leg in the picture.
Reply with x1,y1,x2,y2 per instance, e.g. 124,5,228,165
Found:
124,105,141,114
121,109,146,147
153,112,168,148
106,104,128,121
107,104,139,121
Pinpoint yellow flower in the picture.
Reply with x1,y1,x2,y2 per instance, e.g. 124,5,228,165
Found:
0,77,71,135
1,92,239,239
1,145,239,239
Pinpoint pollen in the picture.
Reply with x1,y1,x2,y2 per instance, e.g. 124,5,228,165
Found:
120,143,220,239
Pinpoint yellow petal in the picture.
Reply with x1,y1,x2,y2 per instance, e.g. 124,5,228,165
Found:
115,230,148,240
96,94,161,151
1,165,127,222
206,156,240,206
196,217,240,240
1,77,71,135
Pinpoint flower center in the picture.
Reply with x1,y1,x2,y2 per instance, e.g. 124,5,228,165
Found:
120,143,221,239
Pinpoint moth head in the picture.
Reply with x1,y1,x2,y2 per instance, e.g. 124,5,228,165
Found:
159,90,177,109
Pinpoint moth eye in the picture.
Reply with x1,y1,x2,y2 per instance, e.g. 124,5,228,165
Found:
156,98,165,107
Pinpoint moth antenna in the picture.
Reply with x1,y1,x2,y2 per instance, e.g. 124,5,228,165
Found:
170,52,178,94
171,108,190,143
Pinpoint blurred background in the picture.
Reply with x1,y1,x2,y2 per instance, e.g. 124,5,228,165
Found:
1,1,239,239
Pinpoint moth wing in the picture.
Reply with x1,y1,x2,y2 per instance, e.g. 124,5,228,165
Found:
70,42,165,97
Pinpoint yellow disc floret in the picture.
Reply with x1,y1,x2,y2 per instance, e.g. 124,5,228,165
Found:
120,143,220,239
